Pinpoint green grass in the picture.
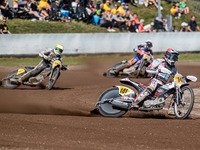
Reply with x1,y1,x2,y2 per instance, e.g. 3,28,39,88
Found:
5,1,199,33
0,53,199,66
0,56,84,66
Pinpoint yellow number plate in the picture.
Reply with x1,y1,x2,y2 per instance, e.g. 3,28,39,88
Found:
175,75,182,85
16,69,26,75
119,87,130,95
52,60,61,68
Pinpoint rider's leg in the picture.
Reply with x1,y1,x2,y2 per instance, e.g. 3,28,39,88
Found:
130,79,162,108
115,63,130,74
123,60,140,75
10,60,49,84
19,60,49,83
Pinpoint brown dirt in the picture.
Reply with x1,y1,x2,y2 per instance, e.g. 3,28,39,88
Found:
0,60,200,150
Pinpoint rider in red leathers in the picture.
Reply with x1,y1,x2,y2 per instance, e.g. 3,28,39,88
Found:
130,48,179,108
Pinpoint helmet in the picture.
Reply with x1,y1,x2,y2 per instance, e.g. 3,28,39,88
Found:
164,48,179,66
54,44,64,55
145,40,153,50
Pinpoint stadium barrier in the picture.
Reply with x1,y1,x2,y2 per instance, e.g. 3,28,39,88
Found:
0,32,200,56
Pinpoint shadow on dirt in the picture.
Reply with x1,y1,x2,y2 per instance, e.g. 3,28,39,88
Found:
0,104,91,117
9,87,74,91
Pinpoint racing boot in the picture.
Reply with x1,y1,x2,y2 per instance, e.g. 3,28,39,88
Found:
129,87,152,109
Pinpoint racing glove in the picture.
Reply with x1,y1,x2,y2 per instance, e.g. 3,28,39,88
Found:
61,65,67,71
39,53,48,60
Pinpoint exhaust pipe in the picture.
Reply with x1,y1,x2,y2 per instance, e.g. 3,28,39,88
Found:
111,100,129,110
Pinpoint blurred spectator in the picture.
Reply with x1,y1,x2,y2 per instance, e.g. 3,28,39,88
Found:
128,20,136,32
38,0,51,11
124,11,131,26
96,3,104,17
130,0,137,7
103,0,111,12
131,13,139,27
179,0,189,16
111,4,118,15
124,3,129,12
0,0,12,19
180,22,187,32
170,4,177,17
154,13,166,32
144,22,156,32
117,2,126,15
138,19,144,32
38,0,51,19
0,18,11,34
112,11,127,32
187,15,200,32
143,0,163,10
89,1,97,13
175,2,182,18
100,11,115,32
28,0,44,20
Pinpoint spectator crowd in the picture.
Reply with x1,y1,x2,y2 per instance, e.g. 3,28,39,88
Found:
0,0,199,33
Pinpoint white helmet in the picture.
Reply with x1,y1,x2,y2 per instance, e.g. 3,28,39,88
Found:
54,44,64,55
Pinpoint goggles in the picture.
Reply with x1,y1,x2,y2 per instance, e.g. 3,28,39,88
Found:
170,53,178,61
55,47,63,54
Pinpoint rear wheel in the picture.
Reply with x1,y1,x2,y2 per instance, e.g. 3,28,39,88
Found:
97,87,127,117
136,60,145,78
47,67,60,90
2,70,20,89
174,86,194,119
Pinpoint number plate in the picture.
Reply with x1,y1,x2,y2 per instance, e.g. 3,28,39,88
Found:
16,69,26,75
175,74,182,85
119,87,130,95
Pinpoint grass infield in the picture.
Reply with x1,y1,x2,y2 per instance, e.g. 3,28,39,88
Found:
0,53,199,66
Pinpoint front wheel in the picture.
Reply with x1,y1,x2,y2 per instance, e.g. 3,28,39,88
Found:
174,86,194,119
47,67,60,90
136,60,145,78
97,87,127,117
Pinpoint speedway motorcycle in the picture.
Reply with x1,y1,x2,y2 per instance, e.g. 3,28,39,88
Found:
2,59,67,90
97,73,197,119
103,54,154,78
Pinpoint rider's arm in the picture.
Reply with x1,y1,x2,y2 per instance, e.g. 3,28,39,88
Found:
146,59,161,74
39,49,52,59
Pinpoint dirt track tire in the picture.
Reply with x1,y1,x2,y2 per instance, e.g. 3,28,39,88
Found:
174,86,194,119
136,61,145,78
97,87,127,117
2,70,20,89
47,67,60,90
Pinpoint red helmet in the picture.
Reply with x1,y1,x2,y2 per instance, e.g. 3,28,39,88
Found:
164,49,179,66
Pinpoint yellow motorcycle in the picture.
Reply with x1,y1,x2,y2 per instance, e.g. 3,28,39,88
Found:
2,59,67,90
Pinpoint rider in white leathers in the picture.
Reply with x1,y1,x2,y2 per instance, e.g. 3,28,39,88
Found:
130,48,179,108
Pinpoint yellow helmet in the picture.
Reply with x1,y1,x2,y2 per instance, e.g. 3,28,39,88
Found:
54,44,64,55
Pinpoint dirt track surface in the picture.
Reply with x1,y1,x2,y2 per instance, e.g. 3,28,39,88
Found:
0,60,200,150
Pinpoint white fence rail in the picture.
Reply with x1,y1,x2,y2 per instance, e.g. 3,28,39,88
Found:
0,32,200,56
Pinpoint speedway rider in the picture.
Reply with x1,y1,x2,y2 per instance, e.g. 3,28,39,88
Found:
11,44,67,84
130,48,179,108
114,40,154,75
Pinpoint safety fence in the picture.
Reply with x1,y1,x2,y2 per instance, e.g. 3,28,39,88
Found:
0,32,200,56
